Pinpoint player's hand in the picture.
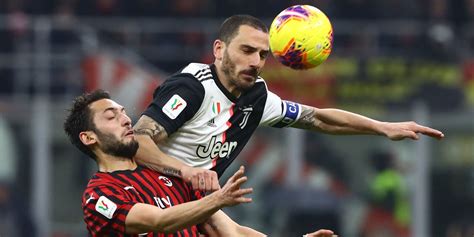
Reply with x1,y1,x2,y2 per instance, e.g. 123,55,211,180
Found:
181,166,220,192
216,166,253,207
304,229,337,237
381,121,444,141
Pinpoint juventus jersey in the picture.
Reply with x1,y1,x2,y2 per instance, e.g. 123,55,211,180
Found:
82,166,201,236
143,63,302,176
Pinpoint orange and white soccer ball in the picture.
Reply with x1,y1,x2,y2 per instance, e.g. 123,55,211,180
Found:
269,5,333,70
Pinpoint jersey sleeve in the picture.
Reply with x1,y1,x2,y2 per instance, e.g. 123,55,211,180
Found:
82,185,135,235
142,74,205,135
259,90,302,128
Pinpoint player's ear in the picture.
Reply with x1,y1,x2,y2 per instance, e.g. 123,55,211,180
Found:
79,131,97,146
213,39,224,61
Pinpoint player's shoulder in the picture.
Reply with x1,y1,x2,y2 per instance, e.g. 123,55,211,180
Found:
256,76,267,86
164,63,209,86
180,63,211,76
169,63,212,82
84,174,123,191
254,76,269,92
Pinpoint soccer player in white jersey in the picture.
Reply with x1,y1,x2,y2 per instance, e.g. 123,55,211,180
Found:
133,15,444,191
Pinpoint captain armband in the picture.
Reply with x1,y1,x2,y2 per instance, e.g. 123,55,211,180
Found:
272,100,301,128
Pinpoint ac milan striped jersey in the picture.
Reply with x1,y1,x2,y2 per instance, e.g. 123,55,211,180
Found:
82,165,202,236
142,63,302,177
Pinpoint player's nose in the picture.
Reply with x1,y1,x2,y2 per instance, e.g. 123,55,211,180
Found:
121,114,132,127
248,52,261,67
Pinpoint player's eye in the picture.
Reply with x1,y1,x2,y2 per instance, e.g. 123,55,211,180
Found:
260,51,269,59
241,46,256,54
242,48,252,54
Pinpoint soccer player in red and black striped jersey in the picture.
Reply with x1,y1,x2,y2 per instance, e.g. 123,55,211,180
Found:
63,90,261,236
63,90,336,237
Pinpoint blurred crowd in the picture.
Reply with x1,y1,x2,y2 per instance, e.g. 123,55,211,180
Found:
0,0,473,23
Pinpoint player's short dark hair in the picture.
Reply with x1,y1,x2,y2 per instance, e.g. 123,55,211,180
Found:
63,89,111,160
218,15,268,44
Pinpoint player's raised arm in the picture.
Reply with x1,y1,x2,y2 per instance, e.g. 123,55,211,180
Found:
134,115,220,191
291,105,444,140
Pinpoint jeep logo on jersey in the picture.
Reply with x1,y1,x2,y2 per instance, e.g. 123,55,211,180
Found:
196,135,237,159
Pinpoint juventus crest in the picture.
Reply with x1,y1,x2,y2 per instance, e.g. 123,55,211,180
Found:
239,106,253,129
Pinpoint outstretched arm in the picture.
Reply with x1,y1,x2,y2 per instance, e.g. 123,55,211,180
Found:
291,105,444,140
198,208,336,237
198,210,265,237
134,115,219,191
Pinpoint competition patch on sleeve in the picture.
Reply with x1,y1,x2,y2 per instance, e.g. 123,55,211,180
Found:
272,100,301,128
95,196,118,219
162,94,188,119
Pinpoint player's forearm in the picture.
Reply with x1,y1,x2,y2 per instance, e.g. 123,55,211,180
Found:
156,193,223,233
126,192,223,234
202,210,266,237
314,108,384,135
134,135,185,178
293,105,384,135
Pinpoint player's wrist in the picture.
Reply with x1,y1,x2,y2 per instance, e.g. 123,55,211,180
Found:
373,120,388,136
203,191,225,209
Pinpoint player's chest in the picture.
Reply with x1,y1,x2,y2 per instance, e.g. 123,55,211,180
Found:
190,92,265,132
121,175,187,209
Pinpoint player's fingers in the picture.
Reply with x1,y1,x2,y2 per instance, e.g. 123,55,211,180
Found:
229,176,248,190
233,187,253,197
235,196,252,203
410,131,420,140
210,172,220,191
203,172,211,191
191,174,199,191
316,229,333,234
198,174,206,191
227,166,245,184
394,130,418,140
304,229,334,237
418,126,444,139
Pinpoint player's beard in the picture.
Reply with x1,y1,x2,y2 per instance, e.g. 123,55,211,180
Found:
221,49,257,92
95,130,139,159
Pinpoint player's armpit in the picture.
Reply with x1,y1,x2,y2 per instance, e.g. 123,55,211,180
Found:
134,115,168,143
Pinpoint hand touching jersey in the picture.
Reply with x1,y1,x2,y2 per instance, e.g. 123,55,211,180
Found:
181,165,220,191
134,115,220,192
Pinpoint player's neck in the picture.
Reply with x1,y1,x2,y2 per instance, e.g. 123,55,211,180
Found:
214,63,242,98
96,154,137,173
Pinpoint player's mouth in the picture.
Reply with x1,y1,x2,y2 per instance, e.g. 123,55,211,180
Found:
124,129,134,137
240,70,257,81
241,74,255,81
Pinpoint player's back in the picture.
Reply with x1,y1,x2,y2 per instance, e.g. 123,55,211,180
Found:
82,165,201,236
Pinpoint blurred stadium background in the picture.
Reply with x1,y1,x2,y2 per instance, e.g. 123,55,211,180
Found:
0,0,473,236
